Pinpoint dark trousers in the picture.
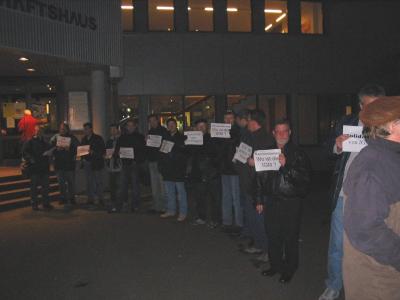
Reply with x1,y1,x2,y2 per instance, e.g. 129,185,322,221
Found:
117,164,140,210
109,172,120,206
30,173,50,206
264,197,302,275
56,170,75,204
189,178,221,223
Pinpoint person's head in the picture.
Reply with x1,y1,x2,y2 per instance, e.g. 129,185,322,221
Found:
125,119,138,134
83,122,93,136
273,118,291,148
24,109,32,116
33,124,41,137
248,109,266,133
360,96,400,143
224,111,235,125
195,119,208,134
235,109,250,128
59,122,70,135
358,84,386,110
166,118,177,133
148,114,160,129
109,123,120,137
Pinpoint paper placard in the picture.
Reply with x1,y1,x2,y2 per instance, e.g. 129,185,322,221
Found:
233,142,253,164
105,148,114,159
119,147,135,159
210,123,231,138
342,126,367,153
77,145,90,157
6,117,15,128
159,140,174,154
254,149,281,172
184,131,204,145
146,135,162,148
56,136,71,148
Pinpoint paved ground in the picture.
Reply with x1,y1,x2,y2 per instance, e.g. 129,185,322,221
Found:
0,176,344,300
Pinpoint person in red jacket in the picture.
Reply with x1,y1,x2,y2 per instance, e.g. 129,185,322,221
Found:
18,109,47,142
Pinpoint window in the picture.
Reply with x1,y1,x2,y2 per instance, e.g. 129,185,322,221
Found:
258,95,287,133
119,96,139,120
148,0,174,31
264,1,288,34
121,0,134,32
301,1,323,34
227,0,252,32
150,96,184,129
184,96,215,128
188,0,214,32
227,95,257,112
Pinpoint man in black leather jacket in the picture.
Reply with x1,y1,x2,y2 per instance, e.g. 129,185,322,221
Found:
255,119,311,284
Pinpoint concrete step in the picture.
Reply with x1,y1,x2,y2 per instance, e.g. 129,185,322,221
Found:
0,176,58,192
0,192,60,212
0,183,60,202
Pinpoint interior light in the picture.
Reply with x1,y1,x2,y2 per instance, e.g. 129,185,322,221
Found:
157,6,174,10
265,24,273,31
188,7,191,11
276,13,287,22
46,104,50,114
227,7,238,12
121,5,134,10
19,57,29,62
204,7,214,11
26,68,36,72
167,28,171,31
264,9,282,14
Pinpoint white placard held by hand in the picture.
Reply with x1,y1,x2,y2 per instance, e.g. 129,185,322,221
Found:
210,123,231,138
159,140,175,154
56,136,71,148
254,149,281,172
119,147,135,159
184,131,203,145
146,135,162,148
105,148,114,159
342,126,367,153
233,142,253,164
77,145,90,157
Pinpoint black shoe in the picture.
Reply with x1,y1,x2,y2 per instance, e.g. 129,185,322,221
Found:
42,204,54,211
261,268,278,277
279,273,293,284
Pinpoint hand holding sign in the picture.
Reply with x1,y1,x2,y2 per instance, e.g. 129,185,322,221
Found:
254,149,281,172
146,135,162,148
77,145,90,157
119,147,135,159
105,148,114,159
233,142,253,164
160,140,174,153
342,126,367,152
184,131,203,145
56,136,71,149
210,123,231,138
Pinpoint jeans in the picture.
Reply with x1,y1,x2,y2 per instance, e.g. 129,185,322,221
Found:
164,181,188,216
83,161,104,203
221,175,243,227
30,173,50,206
118,164,141,210
325,196,344,292
148,161,165,211
243,193,268,251
56,170,75,205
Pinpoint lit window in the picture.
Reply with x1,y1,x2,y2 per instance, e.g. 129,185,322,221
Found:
150,96,184,129
149,0,174,31
227,95,257,112
184,96,215,127
265,1,288,34
227,0,251,32
188,0,213,32
301,1,323,34
121,0,134,32
258,95,287,133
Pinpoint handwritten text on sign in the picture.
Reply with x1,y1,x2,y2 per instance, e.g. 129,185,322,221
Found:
56,136,71,148
254,149,281,172
119,147,135,159
77,145,90,157
342,126,367,153
146,135,162,148
233,142,253,164
210,123,231,138
160,140,174,154
184,131,203,145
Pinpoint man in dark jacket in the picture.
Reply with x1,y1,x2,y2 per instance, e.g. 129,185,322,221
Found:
255,119,311,284
319,84,385,300
186,119,220,227
146,114,168,213
22,124,53,211
159,118,188,222
113,119,146,212
81,122,106,208
51,122,79,211
105,123,121,211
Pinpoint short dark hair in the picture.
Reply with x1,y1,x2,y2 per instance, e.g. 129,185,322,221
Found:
83,122,92,129
166,118,177,126
224,110,235,117
249,109,266,127
236,109,251,120
358,84,386,102
126,118,138,126
148,114,159,121
60,122,70,132
274,118,291,129
194,118,208,126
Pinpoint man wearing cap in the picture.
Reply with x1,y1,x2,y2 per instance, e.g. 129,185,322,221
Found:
343,96,400,300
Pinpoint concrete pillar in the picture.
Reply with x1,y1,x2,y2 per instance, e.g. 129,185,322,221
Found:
91,69,107,139
134,0,148,32
138,95,151,134
175,0,188,32
214,0,227,33
288,0,301,35
215,95,227,122
251,0,265,33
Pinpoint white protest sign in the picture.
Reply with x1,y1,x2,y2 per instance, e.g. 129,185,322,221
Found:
233,142,253,164
56,136,71,148
254,149,281,172
342,126,367,153
184,131,203,145
146,135,162,148
77,145,90,157
159,140,174,154
119,147,135,159
210,123,231,138
105,148,114,159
